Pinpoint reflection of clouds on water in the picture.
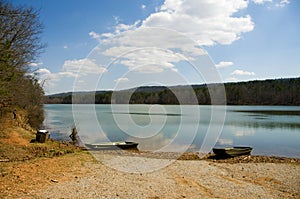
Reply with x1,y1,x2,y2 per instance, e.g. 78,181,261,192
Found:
132,134,168,151
131,134,196,152
233,128,256,137
217,138,233,146
79,132,108,144
215,127,255,147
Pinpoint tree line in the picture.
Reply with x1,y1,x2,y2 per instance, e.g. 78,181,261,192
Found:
0,1,45,129
45,77,300,105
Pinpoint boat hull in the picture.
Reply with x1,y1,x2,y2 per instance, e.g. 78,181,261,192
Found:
213,147,252,157
85,141,138,150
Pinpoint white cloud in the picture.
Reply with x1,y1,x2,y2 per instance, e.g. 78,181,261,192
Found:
215,61,234,68
231,69,256,76
252,0,272,4
87,0,255,76
115,20,141,34
142,0,254,46
102,46,138,57
63,45,68,49
118,48,183,73
62,58,107,75
114,77,129,83
36,68,51,75
100,30,202,73
36,68,75,83
36,59,107,93
252,0,290,7
275,0,290,7
113,16,121,24
89,31,101,40
141,4,146,10
101,27,207,56
90,1,254,48
29,62,43,67
36,68,62,91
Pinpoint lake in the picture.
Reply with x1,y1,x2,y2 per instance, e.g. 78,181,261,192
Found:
44,104,300,158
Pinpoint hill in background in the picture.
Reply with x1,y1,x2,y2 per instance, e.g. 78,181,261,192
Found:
45,77,300,106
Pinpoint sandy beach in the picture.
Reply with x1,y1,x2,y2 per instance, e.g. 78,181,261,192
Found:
1,150,299,199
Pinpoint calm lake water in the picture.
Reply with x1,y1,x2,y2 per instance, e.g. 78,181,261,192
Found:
44,104,300,158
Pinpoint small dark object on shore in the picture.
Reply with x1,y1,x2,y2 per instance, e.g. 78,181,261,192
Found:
36,130,49,143
69,127,79,145
13,109,17,119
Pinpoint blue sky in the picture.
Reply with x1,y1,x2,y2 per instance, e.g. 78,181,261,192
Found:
10,0,300,94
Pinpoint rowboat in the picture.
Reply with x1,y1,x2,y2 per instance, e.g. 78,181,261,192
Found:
212,146,252,157
85,141,138,150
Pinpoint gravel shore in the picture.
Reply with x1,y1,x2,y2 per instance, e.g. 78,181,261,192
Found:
0,151,300,198
1,151,299,198
1,126,299,198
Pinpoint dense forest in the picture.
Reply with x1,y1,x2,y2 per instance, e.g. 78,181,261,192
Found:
45,77,300,105
0,1,45,128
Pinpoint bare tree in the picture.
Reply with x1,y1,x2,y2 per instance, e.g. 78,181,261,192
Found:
0,1,45,128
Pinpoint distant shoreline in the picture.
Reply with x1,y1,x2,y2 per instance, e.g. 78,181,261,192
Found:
233,110,300,115
45,77,300,105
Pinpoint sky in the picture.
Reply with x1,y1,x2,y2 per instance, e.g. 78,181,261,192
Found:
9,0,300,94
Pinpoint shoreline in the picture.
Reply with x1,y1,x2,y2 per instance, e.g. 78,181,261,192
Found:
1,150,299,198
48,129,300,160
1,126,299,198
84,149,300,163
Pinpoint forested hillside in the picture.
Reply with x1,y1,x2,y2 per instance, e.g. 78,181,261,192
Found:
0,1,45,128
46,77,300,105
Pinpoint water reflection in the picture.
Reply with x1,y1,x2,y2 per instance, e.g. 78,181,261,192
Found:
226,108,300,130
233,129,256,137
217,138,233,145
227,118,300,129
44,105,300,158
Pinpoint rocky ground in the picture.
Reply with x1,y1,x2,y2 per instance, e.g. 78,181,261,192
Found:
1,150,299,198
0,126,299,198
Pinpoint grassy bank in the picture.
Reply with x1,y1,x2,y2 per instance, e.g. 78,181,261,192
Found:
0,123,84,163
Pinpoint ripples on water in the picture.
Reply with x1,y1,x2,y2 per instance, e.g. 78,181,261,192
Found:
44,105,300,158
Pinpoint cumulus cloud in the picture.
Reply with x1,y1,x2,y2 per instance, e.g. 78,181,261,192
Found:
114,77,129,83
36,68,75,86
99,28,207,73
215,61,234,68
35,68,62,91
36,68,51,75
275,0,290,7
141,4,146,10
88,0,255,75
36,58,107,93
29,62,43,67
142,0,254,46
89,31,101,40
252,0,290,7
119,48,182,73
231,69,256,76
252,0,272,4
62,58,107,75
